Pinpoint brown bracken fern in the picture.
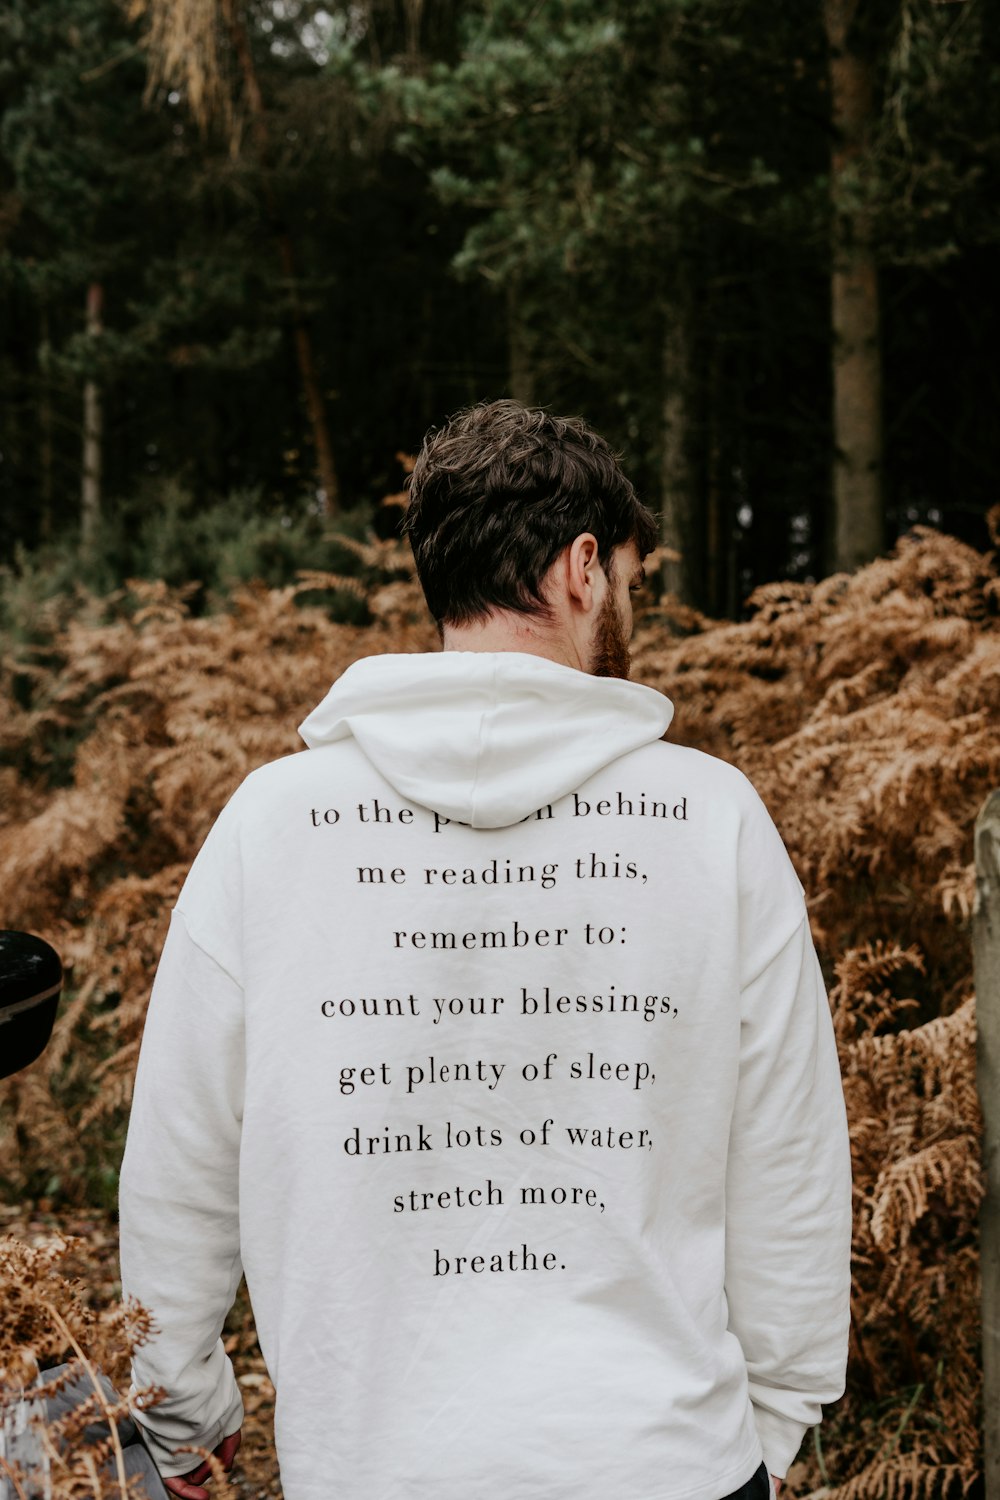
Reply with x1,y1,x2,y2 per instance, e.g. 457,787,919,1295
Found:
2,520,997,1496
0,1235,158,1498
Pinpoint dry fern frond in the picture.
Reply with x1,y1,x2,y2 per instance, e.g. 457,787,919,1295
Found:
322,531,414,576
822,1455,977,1500
830,942,924,1042
870,1137,983,1251
0,1235,160,1499
936,862,976,922
293,569,369,601
0,1234,155,1395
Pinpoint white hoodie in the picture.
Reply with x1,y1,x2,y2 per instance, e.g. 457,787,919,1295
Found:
119,651,851,1500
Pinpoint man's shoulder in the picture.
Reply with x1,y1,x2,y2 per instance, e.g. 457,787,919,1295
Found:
599,739,774,838
230,740,369,808
612,737,756,796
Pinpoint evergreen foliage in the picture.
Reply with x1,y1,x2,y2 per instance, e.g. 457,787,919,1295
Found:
0,486,389,646
2,0,999,603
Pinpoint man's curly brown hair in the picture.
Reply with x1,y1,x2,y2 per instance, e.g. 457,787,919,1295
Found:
404,400,657,625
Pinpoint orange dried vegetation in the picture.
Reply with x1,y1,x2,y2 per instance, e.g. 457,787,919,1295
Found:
2,523,997,1498
0,1233,159,1498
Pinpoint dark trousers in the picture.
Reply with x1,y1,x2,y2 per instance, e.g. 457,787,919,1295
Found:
33,1365,170,1499
721,1461,770,1500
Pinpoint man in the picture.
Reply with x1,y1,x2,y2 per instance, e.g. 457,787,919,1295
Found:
120,401,851,1500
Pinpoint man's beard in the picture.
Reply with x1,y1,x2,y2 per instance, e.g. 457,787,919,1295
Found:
589,591,632,680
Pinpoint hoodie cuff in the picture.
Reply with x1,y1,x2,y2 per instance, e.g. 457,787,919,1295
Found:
752,1405,809,1479
133,1388,244,1479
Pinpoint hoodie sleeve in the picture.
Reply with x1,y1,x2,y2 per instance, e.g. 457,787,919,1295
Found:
119,802,247,1477
724,788,852,1478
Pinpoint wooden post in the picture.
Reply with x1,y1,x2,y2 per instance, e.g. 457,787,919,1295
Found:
975,789,1000,1500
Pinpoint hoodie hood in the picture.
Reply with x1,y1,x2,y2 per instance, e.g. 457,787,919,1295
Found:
298,652,674,829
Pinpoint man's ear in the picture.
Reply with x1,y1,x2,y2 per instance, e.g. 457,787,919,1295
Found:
565,533,602,612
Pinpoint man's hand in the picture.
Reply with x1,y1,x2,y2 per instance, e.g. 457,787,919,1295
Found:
163,1430,242,1499
772,1479,782,1496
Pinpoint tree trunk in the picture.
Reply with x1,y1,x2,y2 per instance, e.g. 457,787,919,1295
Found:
824,0,884,572
656,16,701,608
704,304,729,618
39,304,54,541
507,282,535,407
660,284,701,607
404,0,425,61
220,0,340,514
275,229,340,514
80,282,103,555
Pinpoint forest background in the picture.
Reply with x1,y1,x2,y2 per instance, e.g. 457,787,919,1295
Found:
2,0,999,608
1,2,999,1499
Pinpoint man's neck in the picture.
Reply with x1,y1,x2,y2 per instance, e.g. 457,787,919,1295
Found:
441,614,588,673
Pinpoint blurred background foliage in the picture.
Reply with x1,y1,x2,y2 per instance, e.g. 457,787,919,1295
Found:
1,0,998,618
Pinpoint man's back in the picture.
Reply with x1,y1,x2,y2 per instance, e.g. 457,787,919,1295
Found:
120,651,850,1500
